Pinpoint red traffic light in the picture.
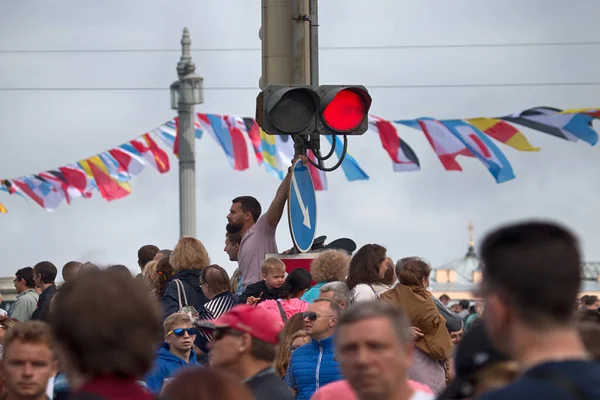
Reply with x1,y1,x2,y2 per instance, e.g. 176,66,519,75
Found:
319,86,372,134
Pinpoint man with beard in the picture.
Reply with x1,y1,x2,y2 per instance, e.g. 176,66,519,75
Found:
226,156,304,290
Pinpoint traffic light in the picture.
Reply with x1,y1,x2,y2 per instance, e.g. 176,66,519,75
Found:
317,85,372,136
256,84,320,136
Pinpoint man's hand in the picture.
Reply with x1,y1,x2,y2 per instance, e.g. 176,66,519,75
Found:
412,326,424,340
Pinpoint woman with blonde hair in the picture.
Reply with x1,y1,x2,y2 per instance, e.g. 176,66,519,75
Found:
301,249,351,303
160,236,211,319
274,313,310,377
143,260,160,297
274,330,310,378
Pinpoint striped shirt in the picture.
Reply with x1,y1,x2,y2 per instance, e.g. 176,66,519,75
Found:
197,291,239,352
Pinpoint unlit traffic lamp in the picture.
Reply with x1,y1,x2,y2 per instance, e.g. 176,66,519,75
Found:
318,85,372,136
256,84,320,136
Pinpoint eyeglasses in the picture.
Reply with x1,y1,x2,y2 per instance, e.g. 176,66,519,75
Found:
167,328,198,337
302,312,336,322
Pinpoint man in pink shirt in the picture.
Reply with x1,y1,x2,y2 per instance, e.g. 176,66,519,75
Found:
227,159,299,289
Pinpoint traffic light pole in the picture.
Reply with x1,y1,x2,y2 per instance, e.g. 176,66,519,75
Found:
308,0,321,160
292,0,311,157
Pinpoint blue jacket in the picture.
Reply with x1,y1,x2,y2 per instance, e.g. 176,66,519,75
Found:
288,335,343,400
144,342,200,393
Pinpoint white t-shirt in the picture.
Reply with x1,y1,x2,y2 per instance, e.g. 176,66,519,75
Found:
411,391,435,400
351,284,378,303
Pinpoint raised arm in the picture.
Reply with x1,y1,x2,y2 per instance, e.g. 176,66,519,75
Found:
265,155,307,228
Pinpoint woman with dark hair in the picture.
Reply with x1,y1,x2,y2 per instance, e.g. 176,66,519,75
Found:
345,244,388,303
257,268,312,325
162,367,253,400
155,257,175,300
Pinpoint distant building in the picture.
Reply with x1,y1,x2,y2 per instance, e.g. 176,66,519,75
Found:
429,222,600,300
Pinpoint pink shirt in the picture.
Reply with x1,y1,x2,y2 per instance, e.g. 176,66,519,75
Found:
256,298,310,326
310,379,434,400
237,215,278,286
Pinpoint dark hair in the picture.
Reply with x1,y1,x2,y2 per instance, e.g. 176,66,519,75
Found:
15,267,36,289
163,367,254,400
577,309,600,323
279,268,313,299
156,256,175,299
226,232,242,246
201,265,231,294
481,221,581,328
107,264,132,277
61,261,82,282
231,196,262,223
583,295,599,306
250,337,277,362
398,259,431,287
33,261,57,284
381,259,396,286
459,300,470,310
51,270,162,377
440,294,451,302
137,245,159,266
346,244,387,290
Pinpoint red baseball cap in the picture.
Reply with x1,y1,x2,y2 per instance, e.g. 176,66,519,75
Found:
196,305,281,345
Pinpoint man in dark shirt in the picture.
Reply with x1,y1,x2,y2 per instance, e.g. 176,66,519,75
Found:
198,305,293,400
478,221,600,399
30,261,57,322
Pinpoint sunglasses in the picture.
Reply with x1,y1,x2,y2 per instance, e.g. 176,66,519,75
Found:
167,328,198,337
212,327,243,342
302,312,336,322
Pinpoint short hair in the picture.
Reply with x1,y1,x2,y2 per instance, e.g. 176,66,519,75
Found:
79,262,99,274
459,300,470,310
440,294,451,302
346,244,387,291
33,261,57,284
261,258,286,276
171,237,211,272
156,249,172,260
480,221,581,328
138,245,159,266
250,337,276,362
336,301,412,344
583,295,599,306
313,298,342,318
231,196,262,223
164,313,193,335
4,321,54,357
226,232,242,246
319,282,352,305
395,256,421,280
310,249,350,283
398,259,431,287
61,261,82,282
107,264,132,277
201,265,231,294
163,367,254,400
51,270,163,378
15,267,36,289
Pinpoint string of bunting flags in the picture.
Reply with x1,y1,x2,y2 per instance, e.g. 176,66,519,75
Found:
0,106,598,214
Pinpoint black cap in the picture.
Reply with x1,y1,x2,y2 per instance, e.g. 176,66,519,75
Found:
437,322,510,399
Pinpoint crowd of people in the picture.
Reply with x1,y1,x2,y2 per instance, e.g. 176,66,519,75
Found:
1,162,600,399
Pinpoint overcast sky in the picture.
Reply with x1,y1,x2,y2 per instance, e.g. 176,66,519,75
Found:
1,0,600,278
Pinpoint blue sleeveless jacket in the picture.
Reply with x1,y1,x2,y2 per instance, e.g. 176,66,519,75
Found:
289,335,343,400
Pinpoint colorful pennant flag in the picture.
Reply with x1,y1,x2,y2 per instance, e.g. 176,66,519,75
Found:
467,118,540,152
0,203,6,214
501,107,598,146
370,116,420,172
440,120,515,183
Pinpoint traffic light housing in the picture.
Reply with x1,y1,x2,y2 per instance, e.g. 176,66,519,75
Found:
256,84,320,136
256,84,372,136
317,85,372,136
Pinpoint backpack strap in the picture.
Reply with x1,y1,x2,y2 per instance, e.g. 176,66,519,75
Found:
526,369,592,400
276,299,288,323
